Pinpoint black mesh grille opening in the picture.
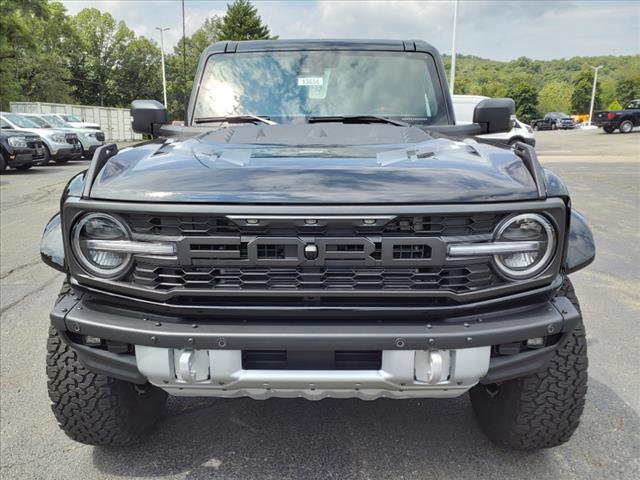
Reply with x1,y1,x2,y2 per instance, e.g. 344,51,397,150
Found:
124,213,504,237
132,263,501,292
392,244,431,259
241,350,382,370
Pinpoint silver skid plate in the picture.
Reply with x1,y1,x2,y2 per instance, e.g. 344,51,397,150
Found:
136,346,491,400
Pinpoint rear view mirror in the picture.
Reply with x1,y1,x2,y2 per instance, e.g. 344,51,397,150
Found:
131,100,168,137
473,98,515,134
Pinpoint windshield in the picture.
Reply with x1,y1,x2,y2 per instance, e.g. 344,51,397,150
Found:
44,115,72,128
24,116,52,128
61,114,82,122
2,114,41,128
193,50,447,124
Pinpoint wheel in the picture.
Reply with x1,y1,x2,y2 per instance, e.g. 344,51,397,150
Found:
619,120,633,133
54,158,69,165
470,277,587,450
46,326,167,446
603,126,615,134
0,153,6,173
14,164,32,171
551,122,557,130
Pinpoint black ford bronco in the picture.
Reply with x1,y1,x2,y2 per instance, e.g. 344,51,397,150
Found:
42,40,595,450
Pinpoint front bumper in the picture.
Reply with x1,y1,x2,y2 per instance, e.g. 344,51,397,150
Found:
5,148,38,168
51,287,580,398
593,121,619,128
49,143,82,160
79,140,104,156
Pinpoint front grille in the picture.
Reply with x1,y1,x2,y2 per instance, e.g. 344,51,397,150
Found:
124,213,502,237
132,263,500,293
65,133,79,145
241,350,382,370
71,202,566,302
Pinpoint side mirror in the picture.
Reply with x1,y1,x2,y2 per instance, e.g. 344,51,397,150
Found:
473,98,515,134
131,100,168,137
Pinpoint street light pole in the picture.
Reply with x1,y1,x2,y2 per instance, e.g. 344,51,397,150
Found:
156,27,170,108
449,0,459,95
588,65,603,126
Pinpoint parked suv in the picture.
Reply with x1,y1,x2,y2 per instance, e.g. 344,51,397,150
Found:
56,113,101,130
42,40,594,451
0,113,81,164
0,130,45,172
22,113,105,158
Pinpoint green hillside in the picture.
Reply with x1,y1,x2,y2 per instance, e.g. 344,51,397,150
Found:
442,54,640,120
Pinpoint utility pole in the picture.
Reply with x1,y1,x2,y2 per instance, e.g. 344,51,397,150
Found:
449,0,459,95
156,27,170,108
588,65,603,126
182,0,188,123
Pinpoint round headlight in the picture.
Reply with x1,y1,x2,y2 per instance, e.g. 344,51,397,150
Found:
72,213,131,278
493,213,556,279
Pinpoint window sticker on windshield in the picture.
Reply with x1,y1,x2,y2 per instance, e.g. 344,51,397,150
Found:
298,77,323,86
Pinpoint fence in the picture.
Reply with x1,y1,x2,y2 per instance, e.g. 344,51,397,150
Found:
9,102,142,142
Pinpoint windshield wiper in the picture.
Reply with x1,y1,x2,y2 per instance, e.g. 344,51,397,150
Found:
307,115,409,127
194,115,277,126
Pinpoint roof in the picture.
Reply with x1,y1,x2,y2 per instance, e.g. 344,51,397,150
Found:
204,39,439,55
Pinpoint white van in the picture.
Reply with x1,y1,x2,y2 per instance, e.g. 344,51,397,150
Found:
453,95,536,147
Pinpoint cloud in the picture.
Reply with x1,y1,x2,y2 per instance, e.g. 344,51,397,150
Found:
60,0,639,60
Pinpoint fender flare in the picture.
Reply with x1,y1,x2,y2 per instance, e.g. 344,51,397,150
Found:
41,213,65,272
564,209,595,274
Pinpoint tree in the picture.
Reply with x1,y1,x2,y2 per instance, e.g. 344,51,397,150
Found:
17,1,76,103
0,0,50,109
216,0,273,41
111,36,163,106
537,81,572,114
165,16,222,120
615,63,640,106
570,69,601,114
67,8,136,106
505,76,539,122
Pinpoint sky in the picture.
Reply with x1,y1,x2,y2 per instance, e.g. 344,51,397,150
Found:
60,0,640,61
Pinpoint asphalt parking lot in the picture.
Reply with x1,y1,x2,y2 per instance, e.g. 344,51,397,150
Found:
1,129,639,479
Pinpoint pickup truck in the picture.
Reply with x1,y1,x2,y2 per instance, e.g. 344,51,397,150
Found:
592,99,640,133
41,39,594,451
531,112,576,130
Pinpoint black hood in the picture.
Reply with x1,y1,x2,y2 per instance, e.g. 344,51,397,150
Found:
90,124,539,204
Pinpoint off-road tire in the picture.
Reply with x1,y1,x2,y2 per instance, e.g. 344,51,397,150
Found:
619,119,634,133
41,145,52,165
470,277,587,450
603,125,616,134
46,326,167,446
